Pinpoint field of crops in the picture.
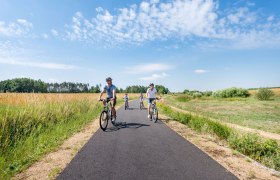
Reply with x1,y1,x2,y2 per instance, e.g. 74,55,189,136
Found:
164,92,280,134
0,93,138,179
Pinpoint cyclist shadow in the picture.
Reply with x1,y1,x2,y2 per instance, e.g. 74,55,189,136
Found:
126,107,138,110
126,107,147,110
105,122,150,132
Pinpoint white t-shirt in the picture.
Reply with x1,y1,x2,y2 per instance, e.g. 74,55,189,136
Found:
147,88,157,98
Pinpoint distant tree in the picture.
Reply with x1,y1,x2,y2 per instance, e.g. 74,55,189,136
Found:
155,85,169,94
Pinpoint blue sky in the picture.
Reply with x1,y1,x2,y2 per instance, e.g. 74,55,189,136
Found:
0,0,280,92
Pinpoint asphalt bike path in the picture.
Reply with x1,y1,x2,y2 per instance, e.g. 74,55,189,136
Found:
57,100,237,180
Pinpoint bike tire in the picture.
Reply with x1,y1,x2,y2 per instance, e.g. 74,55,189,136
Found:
153,109,158,123
100,111,109,131
125,102,128,110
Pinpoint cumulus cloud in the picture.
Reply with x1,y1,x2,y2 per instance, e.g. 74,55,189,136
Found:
62,0,280,49
124,63,173,74
139,73,168,81
64,0,217,44
0,19,33,37
51,29,59,36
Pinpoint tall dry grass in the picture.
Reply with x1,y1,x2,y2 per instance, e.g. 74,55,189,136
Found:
0,93,139,178
249,88,280,96
0,93,138,179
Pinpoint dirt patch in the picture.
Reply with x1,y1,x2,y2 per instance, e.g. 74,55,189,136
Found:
160,115,280,180
168,105,280,142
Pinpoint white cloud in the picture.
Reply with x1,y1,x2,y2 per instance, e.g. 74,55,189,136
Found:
139,73,168,81
0,58,77,70
42,33,48,39
194,69,209,74
64,0,217,44
0,19,33,37
124,63,173,74
51,29,59,36
62,0,280,49
267,16,274,21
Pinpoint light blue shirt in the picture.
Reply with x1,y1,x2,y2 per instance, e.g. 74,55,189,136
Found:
103,84,116,98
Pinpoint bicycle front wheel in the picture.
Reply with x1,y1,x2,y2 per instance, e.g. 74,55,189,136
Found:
100,111,109,131
153,108,158,123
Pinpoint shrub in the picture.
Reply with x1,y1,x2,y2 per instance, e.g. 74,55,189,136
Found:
228,133,280,170
192,92,203,98
175,95,191,102
203,91,213,97
213,87,250,98
255,88,275,101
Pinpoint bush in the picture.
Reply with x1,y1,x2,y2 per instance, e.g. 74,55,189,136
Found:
175,95,191,102
228,133,280,170
255,88,274,101
192,92,203,98
213,87,250,98
203,91,213,97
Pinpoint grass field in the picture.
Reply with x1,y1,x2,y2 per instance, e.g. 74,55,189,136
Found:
164,92,280,134
0,93,138,179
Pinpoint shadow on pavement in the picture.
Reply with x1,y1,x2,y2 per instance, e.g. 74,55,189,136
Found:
105,122,150,132
124,107,147,110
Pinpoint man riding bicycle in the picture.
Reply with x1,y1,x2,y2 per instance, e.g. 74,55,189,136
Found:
146,83,157,119
98,77,117,122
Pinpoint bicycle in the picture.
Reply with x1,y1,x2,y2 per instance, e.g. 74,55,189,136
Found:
149,98,159,123
124,99,129,110
99,99,115,131
140,99,144,110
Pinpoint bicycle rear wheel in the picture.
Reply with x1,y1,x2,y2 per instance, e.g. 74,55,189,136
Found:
100,111,109,131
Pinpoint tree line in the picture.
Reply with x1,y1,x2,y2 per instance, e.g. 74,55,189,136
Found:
0,78,170,94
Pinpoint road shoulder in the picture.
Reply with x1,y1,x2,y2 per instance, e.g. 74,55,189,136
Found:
14,103,123,180
160,114,280,180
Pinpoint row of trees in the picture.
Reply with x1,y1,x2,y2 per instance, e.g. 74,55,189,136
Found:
0,78,170,94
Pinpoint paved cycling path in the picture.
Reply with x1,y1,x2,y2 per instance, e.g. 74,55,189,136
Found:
57,100,237,180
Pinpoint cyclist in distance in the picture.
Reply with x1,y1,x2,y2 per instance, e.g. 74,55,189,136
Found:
124,93,129,107
146,83,157,119
98,77,117,122
140,93,144,108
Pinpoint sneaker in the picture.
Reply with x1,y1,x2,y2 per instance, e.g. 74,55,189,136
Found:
112,117,116,123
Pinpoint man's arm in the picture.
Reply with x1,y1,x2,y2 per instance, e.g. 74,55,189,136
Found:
146,88,149,98
112,89,116,99
98,89,105,100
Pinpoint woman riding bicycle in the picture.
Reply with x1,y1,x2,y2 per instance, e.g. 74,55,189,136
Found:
146,83,157,119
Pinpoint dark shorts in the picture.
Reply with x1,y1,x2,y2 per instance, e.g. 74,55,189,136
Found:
148,98,156,104
106,97,117,107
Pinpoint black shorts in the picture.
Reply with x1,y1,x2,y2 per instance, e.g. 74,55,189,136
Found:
106,97,117,107
148,98,156,104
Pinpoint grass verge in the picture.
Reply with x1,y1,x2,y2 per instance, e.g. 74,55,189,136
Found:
158,103,280,171
0,98,125,179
